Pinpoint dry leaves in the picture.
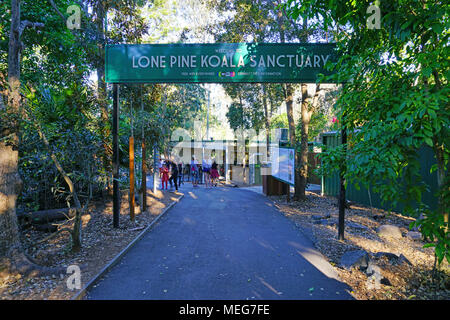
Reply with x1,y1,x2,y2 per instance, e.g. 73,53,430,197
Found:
270,191,450,300
0,190,182,300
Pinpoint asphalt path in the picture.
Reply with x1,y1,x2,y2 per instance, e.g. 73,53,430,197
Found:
86,183,353,300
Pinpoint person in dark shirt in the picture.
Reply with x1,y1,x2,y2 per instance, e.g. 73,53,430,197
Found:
177,161,183,186
168,160,178,192
190,157,199,187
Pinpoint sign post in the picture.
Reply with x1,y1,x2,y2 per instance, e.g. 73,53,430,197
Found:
112,84,120,228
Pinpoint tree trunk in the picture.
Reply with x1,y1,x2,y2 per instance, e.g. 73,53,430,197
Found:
278,9,303,200
261,84,270,158
35,124,83,252
0,0,22,258
296,83,320,200
283,84,299,197
1,1,64,277
431,72,448,232
0,143,21,257
434,139,448,232
95,1,111,193
338,128,347,240
293,16,312,201
129,136,135,221
296,83,312,200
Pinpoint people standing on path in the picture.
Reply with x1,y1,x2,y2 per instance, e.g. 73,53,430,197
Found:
177,161,184,186
184,163,190,182
202,157,211,188
158,158,163,179
191,156,199,187
161,163,169,190
168,160,179,192
207,157,213,186
210,160,219,187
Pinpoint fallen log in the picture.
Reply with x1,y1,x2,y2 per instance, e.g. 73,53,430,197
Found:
17,208,76,225
32,223,58,233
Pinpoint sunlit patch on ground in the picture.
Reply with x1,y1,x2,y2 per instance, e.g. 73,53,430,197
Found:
269,191,449,300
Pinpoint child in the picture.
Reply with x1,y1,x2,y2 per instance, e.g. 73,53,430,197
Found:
202,158,210,187
161,163,169,190
158,158,163,178
210,160,219,186
191,157,199,187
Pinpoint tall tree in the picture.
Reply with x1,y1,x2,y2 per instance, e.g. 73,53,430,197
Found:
0,0,59,274
209,0,324,199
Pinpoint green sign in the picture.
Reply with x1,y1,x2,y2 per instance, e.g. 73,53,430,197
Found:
105,43,338,83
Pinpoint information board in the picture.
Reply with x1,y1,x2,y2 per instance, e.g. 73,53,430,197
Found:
270,147,295,186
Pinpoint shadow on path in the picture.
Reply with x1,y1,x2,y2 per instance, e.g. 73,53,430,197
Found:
86,184,353,300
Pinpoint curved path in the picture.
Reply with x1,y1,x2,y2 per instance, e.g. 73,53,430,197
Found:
86,184,352,300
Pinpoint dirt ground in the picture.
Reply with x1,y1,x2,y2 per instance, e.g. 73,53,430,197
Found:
0,188,183,300
269,191,450,300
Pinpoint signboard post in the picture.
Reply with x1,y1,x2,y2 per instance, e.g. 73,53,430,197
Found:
112,84,119,228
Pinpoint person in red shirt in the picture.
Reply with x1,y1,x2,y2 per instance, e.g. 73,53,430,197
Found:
161,163,169,190
210,160,219,187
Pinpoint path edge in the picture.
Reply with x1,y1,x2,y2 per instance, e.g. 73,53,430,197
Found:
71,193,184,300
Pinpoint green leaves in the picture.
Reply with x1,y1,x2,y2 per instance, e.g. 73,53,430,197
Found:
284,0,449,266
414,209,449,265
431,23,444,35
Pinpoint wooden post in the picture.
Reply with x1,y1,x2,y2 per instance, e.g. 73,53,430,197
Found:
223,139,226,179
141,86,147,211
141,140,147,211
338,128,347,240
113,84,120,228
129,136,135,221
286,182,290,202
153,144,158,194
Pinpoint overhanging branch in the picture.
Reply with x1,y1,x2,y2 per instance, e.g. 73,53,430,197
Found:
48,0,67,23
19,21,44,37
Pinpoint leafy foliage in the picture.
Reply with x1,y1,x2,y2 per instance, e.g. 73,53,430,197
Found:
285,0,449,265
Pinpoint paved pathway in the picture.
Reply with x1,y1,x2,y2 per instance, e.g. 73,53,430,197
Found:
86,183,352,300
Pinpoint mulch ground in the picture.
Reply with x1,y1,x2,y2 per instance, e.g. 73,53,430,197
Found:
269,191,450,300
0,188,183,300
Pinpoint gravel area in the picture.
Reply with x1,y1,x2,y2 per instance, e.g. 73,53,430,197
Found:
269,191,450,300
0,188,183,300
